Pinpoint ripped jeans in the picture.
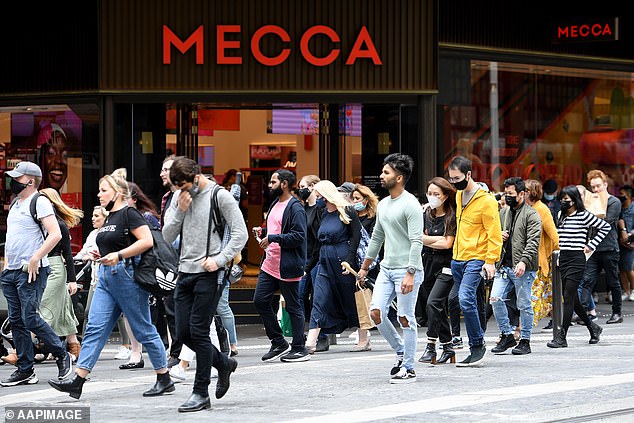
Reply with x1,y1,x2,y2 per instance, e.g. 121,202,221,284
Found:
490,266,535,340
370,267,423,371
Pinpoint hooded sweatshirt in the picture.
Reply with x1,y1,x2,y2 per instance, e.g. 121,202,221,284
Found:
453,187,502,265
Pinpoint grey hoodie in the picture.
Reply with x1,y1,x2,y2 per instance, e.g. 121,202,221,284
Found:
163,179,248,274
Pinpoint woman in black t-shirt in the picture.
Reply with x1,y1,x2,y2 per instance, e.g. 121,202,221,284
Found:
49,172,174,400
418,177,458,365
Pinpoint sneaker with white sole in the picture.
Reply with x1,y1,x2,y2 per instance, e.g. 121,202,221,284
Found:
0,369,39,387
114,346,131,360
390,367,416,384
169,365,188,382
390,354,404,376
280,349,311,362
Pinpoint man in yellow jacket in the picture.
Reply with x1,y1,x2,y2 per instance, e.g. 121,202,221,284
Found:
447,156,502,367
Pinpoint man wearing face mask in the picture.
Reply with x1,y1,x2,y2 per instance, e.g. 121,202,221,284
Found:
542,179,560,222
447,156,502,367
490,177,541,355
0,161,74,387
252,169,309,363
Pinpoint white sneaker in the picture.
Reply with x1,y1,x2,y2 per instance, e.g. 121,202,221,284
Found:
114,346,131,360
623,293,630,301
169,365,188,382
629,292,634,302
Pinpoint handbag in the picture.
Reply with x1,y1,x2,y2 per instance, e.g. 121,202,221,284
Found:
354,281,375,330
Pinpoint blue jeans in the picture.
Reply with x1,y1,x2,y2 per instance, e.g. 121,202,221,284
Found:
0,268,65,373
451,259,486,349
490,266,535,340
77,261,167,372
216,282,237,345
369,267,422,371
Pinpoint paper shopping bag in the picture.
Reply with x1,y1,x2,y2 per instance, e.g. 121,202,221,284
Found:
354,282,375,330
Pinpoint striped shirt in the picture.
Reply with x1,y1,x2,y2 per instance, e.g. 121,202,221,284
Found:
557,210,610,251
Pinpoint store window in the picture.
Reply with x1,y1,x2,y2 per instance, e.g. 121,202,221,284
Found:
0,104,99,266
440,61,634,195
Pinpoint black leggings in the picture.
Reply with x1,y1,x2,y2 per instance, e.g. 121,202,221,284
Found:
559,250,592,332
425,271,454,343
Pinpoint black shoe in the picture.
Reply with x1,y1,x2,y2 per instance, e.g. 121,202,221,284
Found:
418,343,437,363
390,354,404,375
451,337,464,349
436,343,456,364
589,322,603,344
456,344,486,367
547,329,568,348
215,357,238,399
542,320,553,331
261,342,290,362
167,356,180,369
491,333,517,354
143,372,175,397
512,339,531,355
48,373,85,399
119,359,145,370
178,393,211,413
1,368,38,387
55,352,73,380
606,314,623,324
315,336,330,352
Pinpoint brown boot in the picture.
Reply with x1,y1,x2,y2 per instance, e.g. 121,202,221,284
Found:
1,352,18,366
67,343,81,361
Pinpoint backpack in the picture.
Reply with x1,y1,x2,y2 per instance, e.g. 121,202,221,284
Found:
123,208,179,296
356,225,378,271
10,192,45,237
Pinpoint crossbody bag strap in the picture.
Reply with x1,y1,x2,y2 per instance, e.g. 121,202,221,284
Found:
206,186,217,258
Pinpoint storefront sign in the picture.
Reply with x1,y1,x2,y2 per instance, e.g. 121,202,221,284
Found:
553,18,619,43
99,0,435,93
163,25,382,67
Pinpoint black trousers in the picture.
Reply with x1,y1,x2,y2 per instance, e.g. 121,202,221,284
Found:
581,250,622,315
163,293,182,358
559,251,592,332
174,271,229,397
425,271,454,343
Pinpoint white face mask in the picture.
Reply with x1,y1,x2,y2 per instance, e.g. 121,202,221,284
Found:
427,195,444,209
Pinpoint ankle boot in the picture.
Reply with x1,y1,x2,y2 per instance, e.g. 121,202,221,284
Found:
143,372,175,397
547,329,568,348
418,342,436,364
588,322,603,344
436,343,456,364
48,373,86,399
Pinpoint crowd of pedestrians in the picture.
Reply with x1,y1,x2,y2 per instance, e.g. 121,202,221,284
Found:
0,152,631,411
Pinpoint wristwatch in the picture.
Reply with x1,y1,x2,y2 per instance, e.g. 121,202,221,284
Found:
406,266,417,275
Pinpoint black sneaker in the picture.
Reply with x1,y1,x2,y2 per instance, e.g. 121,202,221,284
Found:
390,354,404,376
542,320,553,332
0,369,39,387
511,339,531,355
280,349,311,362
56,352,73,380
167,356,180,369
456,345,486,367
491,333,517,354
390,367,416,384
261,342,291,362
451,337,464,349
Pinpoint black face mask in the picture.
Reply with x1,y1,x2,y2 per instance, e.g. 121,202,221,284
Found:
188,179,200,198
298,188,311,201
105,193,118,211
505,195,518,209
452,177,468,191
618,195,627,203
560,200,573,211
270,186,283,198
9,179,30,196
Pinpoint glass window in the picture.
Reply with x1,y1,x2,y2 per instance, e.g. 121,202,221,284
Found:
441,61,634,195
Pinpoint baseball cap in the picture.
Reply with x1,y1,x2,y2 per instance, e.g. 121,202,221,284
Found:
6,161,42,178
337,182,356,193
543,179,558,194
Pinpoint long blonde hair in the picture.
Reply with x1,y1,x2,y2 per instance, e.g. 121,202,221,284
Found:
40,188,84,228
314,180,351,224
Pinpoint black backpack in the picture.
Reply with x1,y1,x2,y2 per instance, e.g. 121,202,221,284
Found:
123,208,179,296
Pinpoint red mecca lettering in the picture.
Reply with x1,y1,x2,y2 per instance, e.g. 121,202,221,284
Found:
162,24,382,66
